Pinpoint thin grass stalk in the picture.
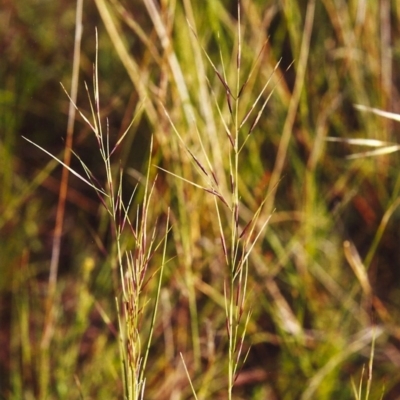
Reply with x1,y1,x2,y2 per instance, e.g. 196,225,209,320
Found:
350,326,377,400
149,2,204,358
116,299,129,397
113,136,168,400
28,28,164,398
365,328,376,400
264,0,315,217
182,1,275,396
364,192,400,270
180,352,199,400
227,2,242,397
143,0,194,125
157,109,203,368
183,0,226,191
140,208,170,384
94,0,157,124
39,0,83,397
84,33,143,399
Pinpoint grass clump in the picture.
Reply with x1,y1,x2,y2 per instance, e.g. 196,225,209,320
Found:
3,0,400,399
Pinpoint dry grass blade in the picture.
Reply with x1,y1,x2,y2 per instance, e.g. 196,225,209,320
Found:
140,208,171,385
180,353,199,400
325,136,400,158
236,214,272,280
193,124,219,185
161,102,220,187
236,0,241,70
327,103,400,159
325,137,393,147
111,100,146,156
143,0,194,124
206,78,235,147
60,83,96,133
346,145,400,159
109,0,162,64
39,1,84,394
154,166,208,192
22,137,108,196
238,39,269,98
239,58,282,130
94,0,157,123
354,104,400,122
343,240,372,298
233,312,252,382
187,19,233,97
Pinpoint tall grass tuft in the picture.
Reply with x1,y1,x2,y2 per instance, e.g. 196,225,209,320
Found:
24,30,170,400
158,1,279,396
4,0,400,399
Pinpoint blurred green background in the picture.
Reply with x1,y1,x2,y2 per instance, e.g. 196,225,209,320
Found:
2,0,400,399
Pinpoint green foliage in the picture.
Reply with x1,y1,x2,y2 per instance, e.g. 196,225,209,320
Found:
2,0,400,398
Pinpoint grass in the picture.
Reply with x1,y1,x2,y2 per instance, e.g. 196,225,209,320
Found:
2,0,400,399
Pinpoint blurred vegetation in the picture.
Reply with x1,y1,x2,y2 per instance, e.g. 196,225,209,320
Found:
2,0,400,399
